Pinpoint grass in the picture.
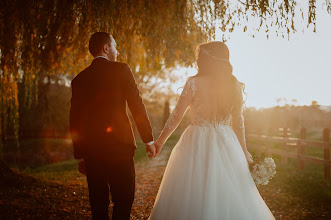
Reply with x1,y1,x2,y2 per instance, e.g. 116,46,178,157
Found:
228,132,331,218
3,138,74,169
3,138,159,171
2,134,331,219
25,159,81,181
8,133,180,182
248,150,331,219
247,131,329,161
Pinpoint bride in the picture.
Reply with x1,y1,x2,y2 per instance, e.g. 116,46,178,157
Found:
149,42,275,220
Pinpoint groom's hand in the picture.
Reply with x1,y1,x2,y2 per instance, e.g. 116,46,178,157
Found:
146,144,156,158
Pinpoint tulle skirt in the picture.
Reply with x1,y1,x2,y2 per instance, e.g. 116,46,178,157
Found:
149,124,275,220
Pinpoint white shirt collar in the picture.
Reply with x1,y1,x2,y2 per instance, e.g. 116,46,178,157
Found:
94,56,109,61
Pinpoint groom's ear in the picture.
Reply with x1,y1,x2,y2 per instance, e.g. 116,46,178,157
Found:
103,44,109,53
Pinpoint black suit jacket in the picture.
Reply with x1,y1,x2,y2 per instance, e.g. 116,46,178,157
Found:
70,58,153,160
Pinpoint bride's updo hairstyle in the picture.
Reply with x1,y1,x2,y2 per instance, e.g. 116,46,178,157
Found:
194,41,245,115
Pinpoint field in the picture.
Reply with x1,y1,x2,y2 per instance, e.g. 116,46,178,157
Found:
0,134,330,219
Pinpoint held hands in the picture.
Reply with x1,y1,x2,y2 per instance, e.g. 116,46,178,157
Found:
146,143,156,158
145,139,165,159
154,140,164,158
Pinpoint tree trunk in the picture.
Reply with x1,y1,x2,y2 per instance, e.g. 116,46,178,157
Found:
0,158,15,177
0,158,20,187
0,118,19,186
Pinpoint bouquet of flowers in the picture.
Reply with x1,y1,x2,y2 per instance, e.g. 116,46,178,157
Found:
250,157,276,187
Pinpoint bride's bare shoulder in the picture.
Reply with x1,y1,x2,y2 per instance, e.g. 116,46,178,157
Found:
187,75,209,86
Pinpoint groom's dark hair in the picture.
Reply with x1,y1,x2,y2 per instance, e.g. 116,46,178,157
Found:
89,32,112,57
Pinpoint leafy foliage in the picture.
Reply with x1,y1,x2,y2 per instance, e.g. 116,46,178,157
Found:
0,0,329,143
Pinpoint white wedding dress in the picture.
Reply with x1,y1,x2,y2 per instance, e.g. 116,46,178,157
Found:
149,77,275,220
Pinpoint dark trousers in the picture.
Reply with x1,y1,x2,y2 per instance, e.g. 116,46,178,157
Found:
85,157,135,220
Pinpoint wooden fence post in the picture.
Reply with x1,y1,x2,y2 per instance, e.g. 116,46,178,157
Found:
282,127,288,164
323,128,330,180
297,127,306,169
257,128,262,157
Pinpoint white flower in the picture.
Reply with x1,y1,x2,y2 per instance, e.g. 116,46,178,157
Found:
250,157,276,187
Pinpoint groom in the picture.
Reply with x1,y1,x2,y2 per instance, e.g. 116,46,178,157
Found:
70,32,156,220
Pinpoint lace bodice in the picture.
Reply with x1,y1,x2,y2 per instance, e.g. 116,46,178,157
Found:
158,77,246,150
188,78,232,127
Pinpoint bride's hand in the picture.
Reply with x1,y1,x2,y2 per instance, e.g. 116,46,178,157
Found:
244,151,253,165
155,140,164,157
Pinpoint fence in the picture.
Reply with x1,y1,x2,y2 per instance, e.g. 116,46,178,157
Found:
247,127,331,180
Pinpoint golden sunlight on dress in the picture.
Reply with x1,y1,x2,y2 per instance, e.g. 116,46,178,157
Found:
149,78,275,220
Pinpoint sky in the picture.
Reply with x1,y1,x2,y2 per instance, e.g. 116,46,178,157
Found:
173,2,331,109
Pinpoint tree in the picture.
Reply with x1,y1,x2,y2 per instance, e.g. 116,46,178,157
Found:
311,100,319,106
0,0,329,173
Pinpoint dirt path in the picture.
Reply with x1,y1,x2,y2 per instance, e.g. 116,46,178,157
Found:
131,146,172,219
1,144,330,219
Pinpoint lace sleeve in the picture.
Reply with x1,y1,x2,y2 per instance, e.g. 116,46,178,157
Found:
157,78,196,145
231,84,247,153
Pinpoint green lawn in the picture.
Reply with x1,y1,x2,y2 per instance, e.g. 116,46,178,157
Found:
9,134,180,180
256,153,331,219
3,138,161,170
1,134,331,219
